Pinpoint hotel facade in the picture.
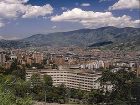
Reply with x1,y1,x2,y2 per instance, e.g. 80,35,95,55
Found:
26,68,102,91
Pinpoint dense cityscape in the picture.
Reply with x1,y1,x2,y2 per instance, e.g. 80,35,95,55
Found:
0,47,140,105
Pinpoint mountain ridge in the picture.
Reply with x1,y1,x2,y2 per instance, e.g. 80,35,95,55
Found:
0,26,140,49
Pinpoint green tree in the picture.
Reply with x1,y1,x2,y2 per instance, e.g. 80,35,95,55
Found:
87,89,104,105
99,68,137,104
0,77,33,105
43,74,53,87
14,79,30,98
30,73,44,101
57,84,67,104
131,77,140,104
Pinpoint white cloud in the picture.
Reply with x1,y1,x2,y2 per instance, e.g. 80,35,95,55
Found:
22,4,53,18
51,8,140,28
109,0,140,10
2,0,29,3
0,1,23,18
0,0,53,27
0,0,53,19
81,3,91,7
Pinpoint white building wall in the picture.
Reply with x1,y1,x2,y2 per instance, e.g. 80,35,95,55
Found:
26,69,102,91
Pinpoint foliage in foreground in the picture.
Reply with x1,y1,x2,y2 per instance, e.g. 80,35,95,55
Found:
0,84,33,105
0,60,140,105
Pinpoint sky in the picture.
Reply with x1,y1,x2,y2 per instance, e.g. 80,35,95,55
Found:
0,0,139,39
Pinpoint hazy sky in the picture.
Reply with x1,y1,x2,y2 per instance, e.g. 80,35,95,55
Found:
0,0,139,39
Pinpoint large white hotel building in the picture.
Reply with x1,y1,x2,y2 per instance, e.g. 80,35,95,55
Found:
26,66,102,91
